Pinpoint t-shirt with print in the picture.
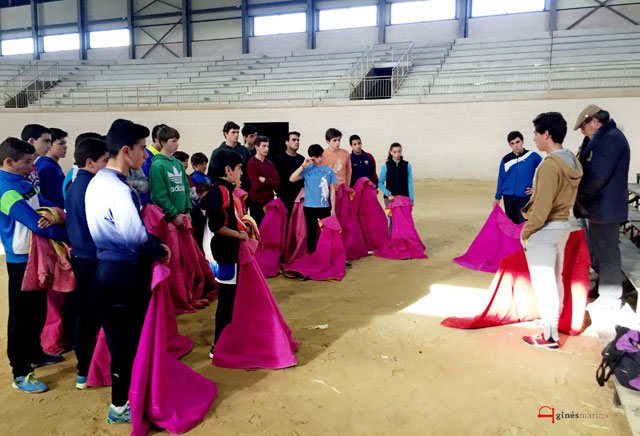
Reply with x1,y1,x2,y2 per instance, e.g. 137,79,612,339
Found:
300,165,337,208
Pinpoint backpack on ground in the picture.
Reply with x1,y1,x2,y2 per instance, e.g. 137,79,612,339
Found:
596,325,640,391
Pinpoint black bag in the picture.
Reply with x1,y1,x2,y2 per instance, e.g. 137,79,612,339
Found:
596,325,640,391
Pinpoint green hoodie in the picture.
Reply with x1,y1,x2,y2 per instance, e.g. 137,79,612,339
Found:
149,153,191,220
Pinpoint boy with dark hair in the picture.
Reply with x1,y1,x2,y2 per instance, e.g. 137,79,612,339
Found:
85,119,170,423
201,150,248,358
63,132,105,197
247,135,280,226
242,124,258,156
64,137,109,390
322,128,351,187
190,152,211,186
275,131,304,216
149,126,191,228
174,150,198,204
493,130,542,224
349,134,378,187
35,127,68,208
0,137,68,393
20,124,51,188
289,144,337,254
520,112,582,349
208,121,252,191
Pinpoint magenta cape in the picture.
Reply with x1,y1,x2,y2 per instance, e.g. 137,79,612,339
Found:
41,290,69,355
454,205,524,273
335,184,368,261
283,189,308,265
441,230,590,335
284,215,346,281
255,198,288,278
212,238,298,369
352,178,389,251
143,205,217,314
130,264,217,436
374,196,427,260
86,266,193,387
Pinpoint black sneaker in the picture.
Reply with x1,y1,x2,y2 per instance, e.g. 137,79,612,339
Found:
209,345,215,359
345,262,352,269
32,353,64,368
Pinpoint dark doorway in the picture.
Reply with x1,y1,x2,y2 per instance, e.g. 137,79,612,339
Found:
245,122,289,161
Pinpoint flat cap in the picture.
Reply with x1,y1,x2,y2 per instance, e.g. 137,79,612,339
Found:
574,104,602,130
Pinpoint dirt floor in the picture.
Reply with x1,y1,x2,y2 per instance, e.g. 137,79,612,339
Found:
0,179,631,436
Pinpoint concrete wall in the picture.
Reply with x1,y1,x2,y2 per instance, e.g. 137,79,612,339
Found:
468,12,549,37
1,96,638,182
386,20,458,44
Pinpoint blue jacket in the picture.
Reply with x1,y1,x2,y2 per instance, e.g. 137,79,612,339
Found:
0,169,67,263
190,170,211,186
140,145,160,206
575,120,630,223
85,168,165,262
64,169,97,260
350,151,378,187
495,149,542,199
35,156,65,208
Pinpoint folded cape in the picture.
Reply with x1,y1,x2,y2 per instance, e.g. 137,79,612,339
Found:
374,196,427,260
441,230,590,335
130,264,217,436
255,198,288,278
454,205,524,273
212,238,298,369
284,215,346,281
352,178,389,251
283,189,308,265
335,184,368,261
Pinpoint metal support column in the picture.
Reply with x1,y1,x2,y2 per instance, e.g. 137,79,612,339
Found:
457,0,469,38
127,0,135,59
77,0,87,60
548,0,558,32
30,0,40,60
182,0,191,57
241,0,249,54
306,0,315,49
377,0,385,44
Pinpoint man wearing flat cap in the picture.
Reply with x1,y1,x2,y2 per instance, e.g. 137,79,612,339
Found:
573,104,630,327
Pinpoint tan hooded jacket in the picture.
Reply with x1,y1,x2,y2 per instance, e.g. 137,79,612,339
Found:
521,152,583,241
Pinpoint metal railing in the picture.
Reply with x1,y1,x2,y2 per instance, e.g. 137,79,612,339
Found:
391,42,413,94
5,60,640,108
348,45,375,93
1,63,59,108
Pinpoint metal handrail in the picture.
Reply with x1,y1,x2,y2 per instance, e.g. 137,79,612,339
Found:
2,63,59,107
391,42,413,94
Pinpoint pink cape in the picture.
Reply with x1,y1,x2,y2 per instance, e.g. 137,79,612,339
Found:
335,184,368,261
283,189,308,265
130,264,217,436
454,205,525,273
143,205,217,314
255,198,288,278
284,216,346,281
441,230,590,335
352,178,389,251
212,239,298,369
374,196,427,260
86,266,194,387
234,188,248,215
41,290,69,355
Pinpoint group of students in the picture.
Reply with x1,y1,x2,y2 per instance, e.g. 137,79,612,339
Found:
0,118,415,425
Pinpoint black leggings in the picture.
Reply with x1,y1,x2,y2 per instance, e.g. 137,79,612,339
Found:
70,256,99,377
303,207,331,253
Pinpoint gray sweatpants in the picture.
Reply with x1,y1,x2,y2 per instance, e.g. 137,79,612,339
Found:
523,222,572,341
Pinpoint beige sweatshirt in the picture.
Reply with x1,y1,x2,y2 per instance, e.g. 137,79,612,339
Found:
521,152,583,241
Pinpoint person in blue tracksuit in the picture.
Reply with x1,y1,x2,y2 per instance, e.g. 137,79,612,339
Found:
0,137,68,393
62,132,105,199
64,137,109,390
36,127,68,208
85,119,170,424
493,131,542,224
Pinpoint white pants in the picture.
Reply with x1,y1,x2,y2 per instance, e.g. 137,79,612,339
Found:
523,222,572,341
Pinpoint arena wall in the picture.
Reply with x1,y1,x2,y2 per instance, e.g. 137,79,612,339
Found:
1,95,637,182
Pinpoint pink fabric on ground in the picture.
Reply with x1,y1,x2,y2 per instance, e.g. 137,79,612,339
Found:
284,216,346,281
441,230,590,335
130,263,217,436
255,198,288,278
374,196,427,260
335,184,368,261
454,205,525,273
86,266,194,387
352,178,389,251
283,189,308,265
143,205,216,314
212,239,298,369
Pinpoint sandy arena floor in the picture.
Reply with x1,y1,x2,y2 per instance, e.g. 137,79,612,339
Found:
0,180,631,436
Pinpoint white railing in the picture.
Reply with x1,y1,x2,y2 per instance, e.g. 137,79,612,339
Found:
391,42,413,94
2,63,59,108
5,60,640,108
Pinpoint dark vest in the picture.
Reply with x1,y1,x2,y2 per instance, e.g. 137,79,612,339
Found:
385,159,409,197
